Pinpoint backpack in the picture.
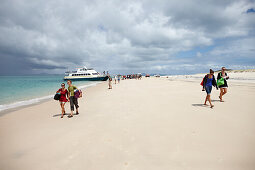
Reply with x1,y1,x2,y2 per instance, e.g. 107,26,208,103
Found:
74,90,82,98
54,93,61,100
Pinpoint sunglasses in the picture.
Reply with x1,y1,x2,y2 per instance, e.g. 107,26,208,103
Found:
61,85,65,86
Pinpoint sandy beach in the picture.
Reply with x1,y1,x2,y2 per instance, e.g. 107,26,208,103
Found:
0,76,255,170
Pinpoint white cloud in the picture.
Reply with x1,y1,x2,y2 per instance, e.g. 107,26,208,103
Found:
0,0,254,75
196,52,202,57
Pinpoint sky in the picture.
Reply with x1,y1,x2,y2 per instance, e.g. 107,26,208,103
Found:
0,0,255,75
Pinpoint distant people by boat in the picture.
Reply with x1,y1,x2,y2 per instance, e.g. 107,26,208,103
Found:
138,74,142,80
67,80,79,117
125,74,141,79
108,75,112,89
56,83,69,118
202,69,218,108
217,67,229,102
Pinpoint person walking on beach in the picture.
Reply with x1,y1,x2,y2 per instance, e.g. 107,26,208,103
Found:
108,75,112,89
56,83,69,118
203,69,218,108
117,75,120,83
67,80,79,117
114,75,117,84
217,67,229,102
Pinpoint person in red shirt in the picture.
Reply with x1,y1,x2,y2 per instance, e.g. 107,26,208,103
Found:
56,83,69,118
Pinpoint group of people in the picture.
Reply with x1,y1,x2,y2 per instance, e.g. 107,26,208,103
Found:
108,73,143,89
202,67,229,108
55,68,227,117
126,74,142,79
56,80,80,118
108,74,121,89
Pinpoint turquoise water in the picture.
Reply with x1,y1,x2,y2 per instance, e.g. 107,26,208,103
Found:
0,75,100,110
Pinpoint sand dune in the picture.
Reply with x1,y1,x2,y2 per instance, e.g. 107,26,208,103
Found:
165,69,255,84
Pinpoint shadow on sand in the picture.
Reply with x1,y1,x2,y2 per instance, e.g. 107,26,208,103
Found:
192,104,208,107
211,99,221,102
53,113,72,117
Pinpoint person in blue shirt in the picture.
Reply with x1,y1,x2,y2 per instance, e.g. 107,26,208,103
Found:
202,69,218,108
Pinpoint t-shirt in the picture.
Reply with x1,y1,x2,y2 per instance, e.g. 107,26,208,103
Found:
68,85,77,96
206,77,213,86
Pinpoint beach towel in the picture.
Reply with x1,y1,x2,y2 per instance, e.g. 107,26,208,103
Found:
200,75,206,86
200,78,204,86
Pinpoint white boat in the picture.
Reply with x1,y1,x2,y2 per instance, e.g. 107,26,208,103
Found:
64,67,108,81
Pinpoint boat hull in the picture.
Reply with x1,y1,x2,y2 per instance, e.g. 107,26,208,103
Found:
64,76,108,81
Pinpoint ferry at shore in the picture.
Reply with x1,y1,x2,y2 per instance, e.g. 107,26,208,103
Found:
64,67,108,81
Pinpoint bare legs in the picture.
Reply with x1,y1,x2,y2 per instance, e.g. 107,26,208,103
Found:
219,88,227,102
60,103,66,118
204,94,214,108
204,95,208,105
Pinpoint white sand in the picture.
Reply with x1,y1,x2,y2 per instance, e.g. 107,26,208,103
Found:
0,77,255,170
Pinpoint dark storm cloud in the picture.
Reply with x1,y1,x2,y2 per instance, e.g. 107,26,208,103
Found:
0,0,254,75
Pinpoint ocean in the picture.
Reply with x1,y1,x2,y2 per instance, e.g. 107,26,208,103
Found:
0,75,101,112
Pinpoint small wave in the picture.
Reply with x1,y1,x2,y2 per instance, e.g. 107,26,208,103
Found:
0,95,53,112
0,82,101,112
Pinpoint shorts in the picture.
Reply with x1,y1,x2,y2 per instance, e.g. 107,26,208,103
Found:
59,101,66,105
205,85,212,94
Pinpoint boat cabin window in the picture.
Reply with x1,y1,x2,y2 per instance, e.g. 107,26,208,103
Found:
72,73,91,76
